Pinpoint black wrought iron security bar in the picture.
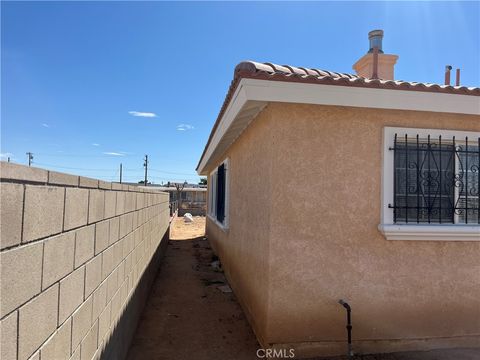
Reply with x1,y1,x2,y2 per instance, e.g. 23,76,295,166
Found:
389,134,480,224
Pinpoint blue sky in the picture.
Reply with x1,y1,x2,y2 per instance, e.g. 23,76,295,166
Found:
2,1,479,183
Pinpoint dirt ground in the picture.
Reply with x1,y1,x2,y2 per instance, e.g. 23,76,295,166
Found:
127,216,260,360
127,216,479,360
169,215,207,240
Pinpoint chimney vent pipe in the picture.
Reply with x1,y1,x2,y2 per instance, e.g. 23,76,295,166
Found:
368,30,384,54
372,47,379,79
445,65,452,86
455,68,460,87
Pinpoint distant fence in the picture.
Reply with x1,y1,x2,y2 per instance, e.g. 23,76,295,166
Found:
0,162,170,360
178,207,206,216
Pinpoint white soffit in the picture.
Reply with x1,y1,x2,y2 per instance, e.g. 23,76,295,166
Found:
197,78,480,174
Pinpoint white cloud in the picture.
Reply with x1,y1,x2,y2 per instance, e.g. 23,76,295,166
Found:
103,152,125,156
0,152,13,158
92,143,100,147
176,124,194,131
128,111,157,118
42,123,50,128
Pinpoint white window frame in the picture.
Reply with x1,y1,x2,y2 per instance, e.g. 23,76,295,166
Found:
379,126,480,241
208,158,229,231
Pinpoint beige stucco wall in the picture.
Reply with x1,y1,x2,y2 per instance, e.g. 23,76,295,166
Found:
206,106,276,345
206,102,480,356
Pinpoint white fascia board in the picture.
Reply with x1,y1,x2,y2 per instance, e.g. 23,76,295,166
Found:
242,78,480,115
197,78,480,174
197,86,248,175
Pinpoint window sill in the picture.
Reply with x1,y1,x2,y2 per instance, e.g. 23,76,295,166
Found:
378,224,480,241
207,214,229,232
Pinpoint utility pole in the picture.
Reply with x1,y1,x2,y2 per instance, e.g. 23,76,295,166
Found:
26,152,33,167
143,155,148,186
119,163,123,184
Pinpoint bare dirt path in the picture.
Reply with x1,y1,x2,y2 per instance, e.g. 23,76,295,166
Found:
127,216,260,360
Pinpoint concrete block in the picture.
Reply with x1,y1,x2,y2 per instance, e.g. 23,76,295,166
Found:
0,242,43,317
0,311,17,360
113,241,123,268
104,191,116,219
0,182,24,249
125,192,136,212
94,220,109,255
64,188,89,231
111,182,122,190
79,176,98,189
131,210,138,230
40,317,71,360
98,180,111,190
71,296,92,352
101,245,115,280
85,255,102,297
18,284,59,360
135,193,144,210
92,280,107,322
106,269,118,302
59,266,85,325
98,302,111,343
0,162,48,183
43,232,75,289
48,171,79,186
108,217,120,245
120,279,128,306
80,321,98,360
23,185,65,243
123,232,133,258
88,190,104,224
125,253,132,276
134,226,143,247
75,224,95,268
118,260,125,284
115,192,125,216
120,213,133,239
110,288,122,324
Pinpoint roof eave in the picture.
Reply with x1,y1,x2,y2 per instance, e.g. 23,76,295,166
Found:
197,62,480,174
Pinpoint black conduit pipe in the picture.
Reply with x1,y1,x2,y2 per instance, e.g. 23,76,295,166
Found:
338,299,353,358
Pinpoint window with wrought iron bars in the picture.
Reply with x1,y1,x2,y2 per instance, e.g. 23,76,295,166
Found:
390,134,479,224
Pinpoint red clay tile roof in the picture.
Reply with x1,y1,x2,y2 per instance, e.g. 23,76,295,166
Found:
235,61,480,95
197,60,480,171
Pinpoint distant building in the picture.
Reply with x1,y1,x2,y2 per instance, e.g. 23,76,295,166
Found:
126,183,207,216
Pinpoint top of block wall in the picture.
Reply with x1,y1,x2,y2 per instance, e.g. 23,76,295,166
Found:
0,162,167,194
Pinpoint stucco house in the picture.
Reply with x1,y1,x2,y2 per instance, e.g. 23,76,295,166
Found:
196,30,479,357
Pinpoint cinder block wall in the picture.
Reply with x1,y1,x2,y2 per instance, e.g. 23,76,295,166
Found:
0,162,170,360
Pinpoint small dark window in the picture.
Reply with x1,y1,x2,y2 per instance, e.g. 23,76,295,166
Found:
391,134,479,224
216,163,226,223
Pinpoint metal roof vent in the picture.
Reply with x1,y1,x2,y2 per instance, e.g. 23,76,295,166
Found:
368,30,384,54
